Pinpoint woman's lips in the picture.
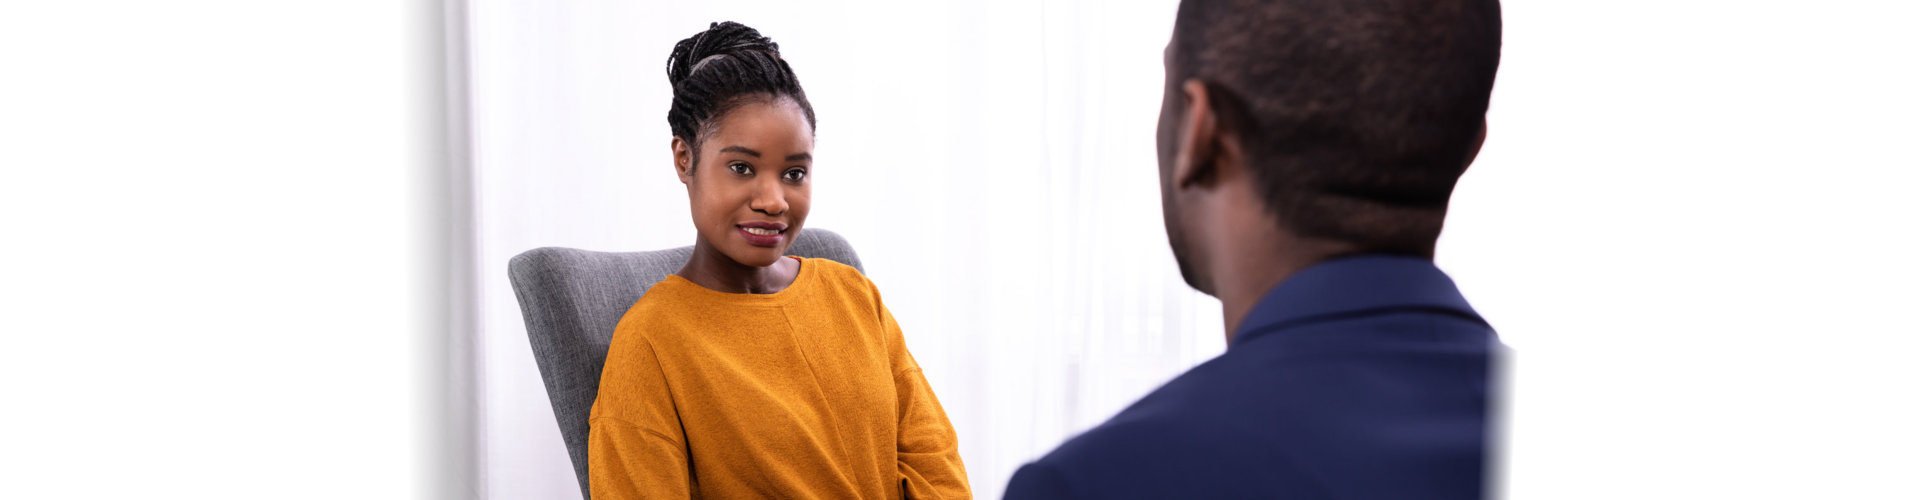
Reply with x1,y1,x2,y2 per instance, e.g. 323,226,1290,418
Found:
736,222,787,247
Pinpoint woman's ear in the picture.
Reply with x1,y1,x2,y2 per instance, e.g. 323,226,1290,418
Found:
672,136,695,185
1172,79,1220,190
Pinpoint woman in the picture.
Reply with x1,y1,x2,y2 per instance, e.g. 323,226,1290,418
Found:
587,22,971,499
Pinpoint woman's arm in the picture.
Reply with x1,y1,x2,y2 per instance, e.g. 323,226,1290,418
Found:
588,336,692,499
881,304,973,499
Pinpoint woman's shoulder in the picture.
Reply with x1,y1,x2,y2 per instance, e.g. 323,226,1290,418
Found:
801,257,883,297
797,257,898,317
800,256,867,283
609,277,707,340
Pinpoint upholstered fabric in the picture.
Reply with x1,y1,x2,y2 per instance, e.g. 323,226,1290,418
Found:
507,228,864,498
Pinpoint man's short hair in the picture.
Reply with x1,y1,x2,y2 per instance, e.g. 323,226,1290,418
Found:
1172,0,1502,254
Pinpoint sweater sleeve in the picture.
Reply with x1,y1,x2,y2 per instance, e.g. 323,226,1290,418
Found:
881,302,973,499
588,335,692,499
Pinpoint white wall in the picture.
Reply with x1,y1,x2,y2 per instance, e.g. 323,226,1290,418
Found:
0,1,456,498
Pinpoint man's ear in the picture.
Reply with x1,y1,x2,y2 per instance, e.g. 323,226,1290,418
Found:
1173,79,1221,190
1463,120,1488,171
672,136,694,185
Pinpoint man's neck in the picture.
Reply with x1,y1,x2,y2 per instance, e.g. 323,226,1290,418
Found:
1213,236,1359,343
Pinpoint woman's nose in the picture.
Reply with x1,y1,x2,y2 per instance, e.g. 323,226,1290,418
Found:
749,179,788,216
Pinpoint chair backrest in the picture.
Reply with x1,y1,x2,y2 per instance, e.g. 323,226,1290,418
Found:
507,228,864,498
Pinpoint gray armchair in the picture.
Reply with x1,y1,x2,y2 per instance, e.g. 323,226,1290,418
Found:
507,228,865,498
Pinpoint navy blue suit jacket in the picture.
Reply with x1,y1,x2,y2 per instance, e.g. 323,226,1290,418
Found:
1004,255,1497,499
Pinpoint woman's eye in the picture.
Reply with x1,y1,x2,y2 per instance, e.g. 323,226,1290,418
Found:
728,163,752,175
784,169,806,182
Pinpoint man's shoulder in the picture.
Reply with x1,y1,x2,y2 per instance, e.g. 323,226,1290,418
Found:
1005,328,1494,499
1006,360,1315,498
1007,409,1316,499
1042,408,1247,466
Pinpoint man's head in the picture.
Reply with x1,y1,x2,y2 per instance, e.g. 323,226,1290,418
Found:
1157,0,1501,294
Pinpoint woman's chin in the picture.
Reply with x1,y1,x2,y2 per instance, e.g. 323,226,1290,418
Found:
722,248,787,268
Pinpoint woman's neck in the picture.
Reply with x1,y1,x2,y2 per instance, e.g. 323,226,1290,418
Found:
676,240,799,294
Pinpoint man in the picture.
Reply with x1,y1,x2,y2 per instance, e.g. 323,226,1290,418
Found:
1004,0,1503,498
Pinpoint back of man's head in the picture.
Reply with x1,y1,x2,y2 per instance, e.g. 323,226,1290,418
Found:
1171,0,1502,256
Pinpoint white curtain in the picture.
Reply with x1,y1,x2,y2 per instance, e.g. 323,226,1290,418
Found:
460,1,1214,498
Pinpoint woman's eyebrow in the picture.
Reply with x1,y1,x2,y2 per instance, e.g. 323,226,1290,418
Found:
718,145,807,162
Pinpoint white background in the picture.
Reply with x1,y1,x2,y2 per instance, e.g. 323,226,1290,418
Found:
3,1,1917,499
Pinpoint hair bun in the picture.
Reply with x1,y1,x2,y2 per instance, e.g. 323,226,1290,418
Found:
663,21,814,149
667,21,781,87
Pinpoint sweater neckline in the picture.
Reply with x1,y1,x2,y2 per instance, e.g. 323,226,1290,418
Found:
659,256,812,304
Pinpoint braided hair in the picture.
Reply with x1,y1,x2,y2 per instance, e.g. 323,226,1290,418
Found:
666,21,817,169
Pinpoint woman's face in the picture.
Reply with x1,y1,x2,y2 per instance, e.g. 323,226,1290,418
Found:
675,96,814,268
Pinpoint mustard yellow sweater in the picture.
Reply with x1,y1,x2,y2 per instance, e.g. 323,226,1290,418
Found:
589,257,970,499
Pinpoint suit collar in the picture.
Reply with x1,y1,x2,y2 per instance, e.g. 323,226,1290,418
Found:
1231,254,1485,348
